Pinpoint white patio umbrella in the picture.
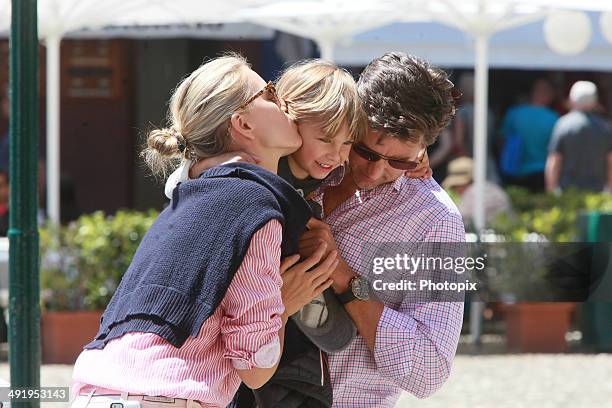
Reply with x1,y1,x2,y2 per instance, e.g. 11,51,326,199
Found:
388,0,550,233
391,0,612,232
333,12,612,70
63,23,274,40
239,0,404,61
0,0,269,224
1,0,188,224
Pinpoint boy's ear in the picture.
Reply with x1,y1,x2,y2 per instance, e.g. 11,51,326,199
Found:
229,112,255,143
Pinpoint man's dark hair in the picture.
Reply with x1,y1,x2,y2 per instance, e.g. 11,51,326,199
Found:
357,52,456,145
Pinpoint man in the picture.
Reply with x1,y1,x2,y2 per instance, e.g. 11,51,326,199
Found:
442,156,511,229
499,78,559,192
545,81,612,193
300,53,465,406
452,72,500,183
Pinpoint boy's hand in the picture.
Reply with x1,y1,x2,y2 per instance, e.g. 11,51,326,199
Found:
405,150,432,179
298,218,338,259
280,243,337,317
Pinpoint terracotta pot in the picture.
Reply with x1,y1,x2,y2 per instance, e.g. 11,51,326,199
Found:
502,302,575,353
41,310,102,364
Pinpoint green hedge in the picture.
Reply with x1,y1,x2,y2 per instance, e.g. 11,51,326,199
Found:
40,210,158,311
489,187,612,242
465,188,612,299
39,189,611,310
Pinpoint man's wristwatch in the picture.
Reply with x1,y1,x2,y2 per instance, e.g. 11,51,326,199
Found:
337,276,370,305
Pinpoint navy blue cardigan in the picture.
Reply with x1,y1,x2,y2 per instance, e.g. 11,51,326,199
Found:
86,163,312,349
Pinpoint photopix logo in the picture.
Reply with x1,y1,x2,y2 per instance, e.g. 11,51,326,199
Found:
361,241,612,303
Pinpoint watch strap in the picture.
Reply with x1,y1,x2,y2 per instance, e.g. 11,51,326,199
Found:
337,287,357,305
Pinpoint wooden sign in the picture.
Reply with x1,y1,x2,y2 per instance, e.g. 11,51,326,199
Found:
62,40,127,99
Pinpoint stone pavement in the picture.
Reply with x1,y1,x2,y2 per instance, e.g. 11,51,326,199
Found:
396,354,612,408
1,354,611,408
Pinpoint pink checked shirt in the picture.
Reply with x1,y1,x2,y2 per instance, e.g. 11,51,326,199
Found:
73,219,284,408
310,172,465,407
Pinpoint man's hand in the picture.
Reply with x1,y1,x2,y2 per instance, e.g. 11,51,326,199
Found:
405,150,432,179
189,151,260,179
280,243,337,317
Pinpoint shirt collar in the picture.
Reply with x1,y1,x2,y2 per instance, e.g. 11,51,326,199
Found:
358,174,407,199
311,168,409,204
392,174,407,192
320,164,346,188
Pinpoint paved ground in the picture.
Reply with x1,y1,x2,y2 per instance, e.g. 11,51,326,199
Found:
396,354,612,408
1,353,611,408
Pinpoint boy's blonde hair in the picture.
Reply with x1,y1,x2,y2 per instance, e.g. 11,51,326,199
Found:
142,53,253,177
276,60,367,143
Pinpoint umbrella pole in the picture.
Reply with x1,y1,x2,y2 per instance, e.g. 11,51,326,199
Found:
468,33,489,348
9,0,41,402
46,34,61,225
318,39,335,61
473,33,489,233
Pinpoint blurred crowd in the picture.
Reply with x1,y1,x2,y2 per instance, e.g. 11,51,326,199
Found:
435,75,612,228
0,84,50,235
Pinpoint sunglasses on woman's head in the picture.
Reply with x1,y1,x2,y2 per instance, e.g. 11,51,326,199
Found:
352,143,423,171
239,81,282,110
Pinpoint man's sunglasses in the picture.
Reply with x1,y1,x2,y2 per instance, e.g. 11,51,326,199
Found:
352,143,423,171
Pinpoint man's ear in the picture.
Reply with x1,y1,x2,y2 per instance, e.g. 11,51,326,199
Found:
229,112,256,144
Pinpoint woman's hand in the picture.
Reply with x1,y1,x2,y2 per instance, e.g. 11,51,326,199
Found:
189,151,260,178
405,150,432,179
280,243,337,317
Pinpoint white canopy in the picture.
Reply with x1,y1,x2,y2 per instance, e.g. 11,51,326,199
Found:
237,0,401,60
333,13,612,71
61,23,274,40
0,0,270,224
387,0,612,231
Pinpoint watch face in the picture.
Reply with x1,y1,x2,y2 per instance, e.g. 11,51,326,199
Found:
351,277,370,301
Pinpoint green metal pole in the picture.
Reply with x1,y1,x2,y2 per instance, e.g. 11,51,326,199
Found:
9,0,40,406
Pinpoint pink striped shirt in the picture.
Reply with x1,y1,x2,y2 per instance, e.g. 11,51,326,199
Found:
72,219,284,407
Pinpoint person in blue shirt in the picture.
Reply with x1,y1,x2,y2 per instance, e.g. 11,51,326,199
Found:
500,78,559,192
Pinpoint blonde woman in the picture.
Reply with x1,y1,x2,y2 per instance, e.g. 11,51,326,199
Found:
71,54,336,408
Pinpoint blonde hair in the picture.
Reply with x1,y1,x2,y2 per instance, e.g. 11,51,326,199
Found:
276,60,367,143
142,53,253,177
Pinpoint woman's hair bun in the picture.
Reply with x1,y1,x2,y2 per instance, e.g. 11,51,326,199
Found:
142,127,182,177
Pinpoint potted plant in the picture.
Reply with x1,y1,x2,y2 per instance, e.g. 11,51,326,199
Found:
40,210,157,363
480,237,574,352
488,189,612,353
